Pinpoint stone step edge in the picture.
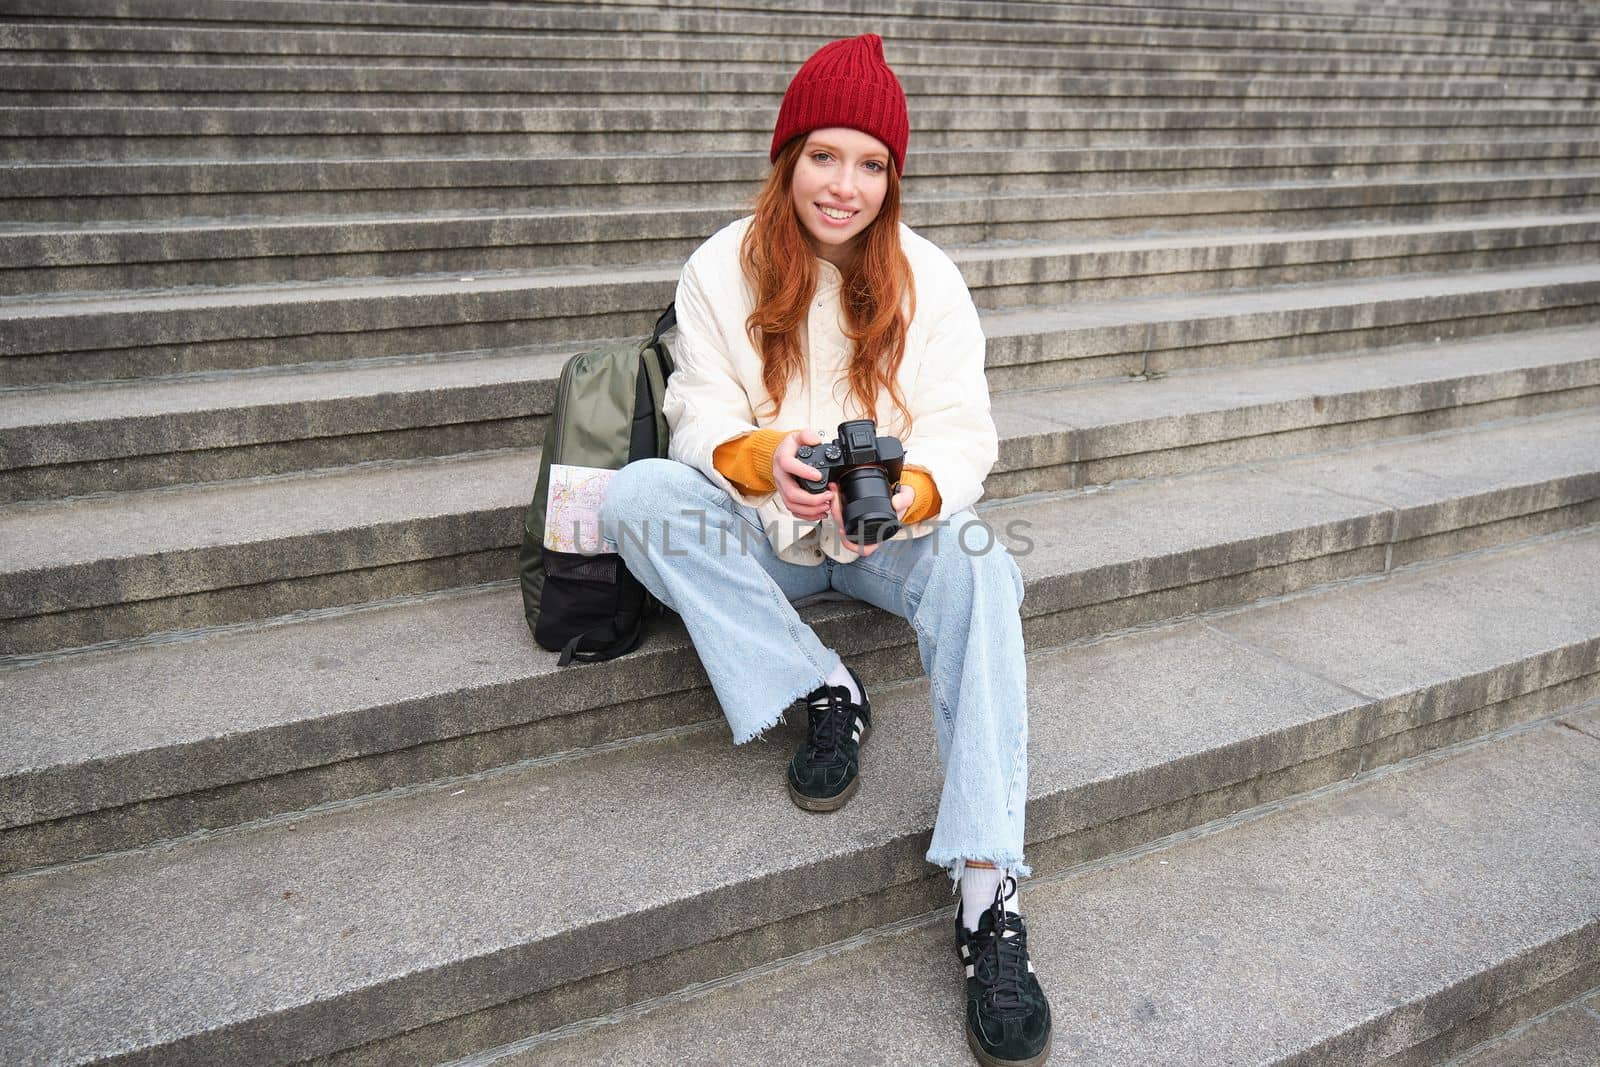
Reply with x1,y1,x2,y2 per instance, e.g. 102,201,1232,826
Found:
4,330,1596,605
12,89,1596,110
7,19,1598,63
11,63,1596,92
22,0,1599,40
6,210,1595,321
0,228,1591,377
596,0,1599,23
12,193,1599,294
7,63,1597,98
502,698,1600,1067
2,270,1581,406
8,140,1592,216
5,50,1583,82
1,273,1593,497
6,169,1596,245
560,0,1600,25
12,195,1600,296
2,526,1594,1063
2,266,1594,500
11,135,1594,179
5,103,1592,128
4,305,1595,480
5,28,1583,69
0,267,1587,518
2,407,1595,860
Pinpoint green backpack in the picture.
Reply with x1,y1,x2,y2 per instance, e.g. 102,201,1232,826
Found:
519,305,676,664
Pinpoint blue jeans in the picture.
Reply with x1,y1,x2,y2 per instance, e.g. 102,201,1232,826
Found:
600,458,1030,879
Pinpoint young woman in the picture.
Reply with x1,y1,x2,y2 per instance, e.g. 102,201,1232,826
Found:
599,34,1052,1067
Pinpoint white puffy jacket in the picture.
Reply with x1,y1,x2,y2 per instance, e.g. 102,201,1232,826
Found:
664,215,998,565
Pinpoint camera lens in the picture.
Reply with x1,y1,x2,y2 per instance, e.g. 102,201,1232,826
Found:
839,465,900,545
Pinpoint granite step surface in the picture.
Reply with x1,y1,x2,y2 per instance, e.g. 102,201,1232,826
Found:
5,215,1595,386
4,407,1598,869
975,262,1600,389
12,0,1598,42
2,523,1596,1064
7,27,1587,81
8,172,1599,294
2,2,1595,1065
3,350,1597,657
642,0,1597,24
516,696,1600,1067
518,0,1600,28
3,302,1596,502
0,445,538,657
5,11,1597,64
12,139,1596,223
9,64,1597,109
7,104,1594,161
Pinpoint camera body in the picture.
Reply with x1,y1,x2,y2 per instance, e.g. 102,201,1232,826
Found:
794,419,907,545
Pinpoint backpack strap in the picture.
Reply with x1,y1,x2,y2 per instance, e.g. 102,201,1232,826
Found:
558,614,646,667
639,301,676,460
650,302,676,347
648,302,676,377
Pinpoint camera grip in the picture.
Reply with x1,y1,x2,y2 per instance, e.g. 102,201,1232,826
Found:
793,444,838,494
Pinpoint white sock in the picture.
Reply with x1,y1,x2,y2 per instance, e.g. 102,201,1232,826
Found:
825,659,862,705
960,863,1019,932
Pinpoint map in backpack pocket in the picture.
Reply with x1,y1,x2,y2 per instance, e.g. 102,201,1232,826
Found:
544,463,618,555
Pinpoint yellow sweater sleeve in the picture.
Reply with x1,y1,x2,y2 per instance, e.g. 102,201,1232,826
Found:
712,429,789,495
899,465,941,525
714,432,943,524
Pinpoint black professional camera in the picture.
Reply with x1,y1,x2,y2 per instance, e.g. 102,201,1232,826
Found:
794,419,907,545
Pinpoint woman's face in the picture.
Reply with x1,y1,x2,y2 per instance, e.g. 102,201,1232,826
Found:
789,127,892,268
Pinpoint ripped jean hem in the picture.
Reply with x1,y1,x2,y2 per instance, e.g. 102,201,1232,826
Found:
729,659,840,746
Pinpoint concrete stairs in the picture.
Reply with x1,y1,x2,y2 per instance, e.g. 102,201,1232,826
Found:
1,0,1597,1063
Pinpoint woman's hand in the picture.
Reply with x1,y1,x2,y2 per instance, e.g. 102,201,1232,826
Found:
829,482,914,558
771,429,834,522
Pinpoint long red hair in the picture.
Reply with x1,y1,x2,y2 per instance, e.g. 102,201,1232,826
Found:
740,137,916,433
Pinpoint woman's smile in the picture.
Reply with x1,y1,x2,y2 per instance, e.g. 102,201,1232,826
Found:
815,203,859,224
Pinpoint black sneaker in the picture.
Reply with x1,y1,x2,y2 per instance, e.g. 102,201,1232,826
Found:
785,667,871,812
955,876,1053,1067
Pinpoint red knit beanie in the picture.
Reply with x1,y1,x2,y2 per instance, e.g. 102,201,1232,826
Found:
769,34,910,176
